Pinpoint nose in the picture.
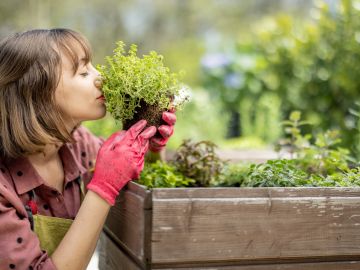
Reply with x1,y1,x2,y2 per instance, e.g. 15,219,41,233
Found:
94,76,103,89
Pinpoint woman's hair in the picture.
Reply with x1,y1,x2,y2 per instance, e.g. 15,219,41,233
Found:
0,28,92,158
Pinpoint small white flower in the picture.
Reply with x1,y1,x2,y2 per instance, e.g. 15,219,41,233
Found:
173,85,192,108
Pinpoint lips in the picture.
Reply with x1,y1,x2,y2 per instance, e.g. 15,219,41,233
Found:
97,95,105,100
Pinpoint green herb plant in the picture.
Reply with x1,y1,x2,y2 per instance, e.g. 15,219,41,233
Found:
171,139,225,187
242,159,309,187
275,111,312,158
322,168,360,187
138,160,195,188
276,111,352,176
212,162,250,187
98,41,187,128
350,101,360,159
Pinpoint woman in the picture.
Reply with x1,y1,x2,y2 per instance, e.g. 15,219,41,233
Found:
0,28,176,270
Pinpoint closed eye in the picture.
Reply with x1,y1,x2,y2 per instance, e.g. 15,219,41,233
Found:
80,72,89,77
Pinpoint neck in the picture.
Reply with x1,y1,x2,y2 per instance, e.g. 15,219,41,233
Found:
28,143,63,165
27,142,65,192
26,116,78,165
63,117,80,135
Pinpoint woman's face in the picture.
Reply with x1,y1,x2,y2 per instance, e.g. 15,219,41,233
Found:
55,47,106,130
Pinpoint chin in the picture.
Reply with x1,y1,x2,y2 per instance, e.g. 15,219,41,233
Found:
90,113,106,120
90,106,107,120
79,106,107,121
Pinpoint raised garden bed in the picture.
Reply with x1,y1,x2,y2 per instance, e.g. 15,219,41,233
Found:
98,181,360,269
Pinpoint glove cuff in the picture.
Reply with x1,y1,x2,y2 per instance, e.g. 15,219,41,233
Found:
87,182,117,206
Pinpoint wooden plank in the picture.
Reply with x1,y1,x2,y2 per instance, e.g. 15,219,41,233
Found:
151,188,360,264
98,231,142,270
156,260,360,269
127,181,153,209
153,187,360,199
105,183,151,266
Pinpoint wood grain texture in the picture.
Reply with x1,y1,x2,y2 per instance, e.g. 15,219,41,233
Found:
155,260,360,270
98,231,142,270
104,184,360,268
104,182,152,266
99,230,360,270
152,186,360,199
151,187,360,264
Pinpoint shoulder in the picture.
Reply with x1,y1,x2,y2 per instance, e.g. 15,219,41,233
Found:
72,125,104,144
71,125,105,154
68,126,105,181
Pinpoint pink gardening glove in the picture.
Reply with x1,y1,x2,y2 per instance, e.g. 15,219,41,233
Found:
149,110,177,152
87,120,156,205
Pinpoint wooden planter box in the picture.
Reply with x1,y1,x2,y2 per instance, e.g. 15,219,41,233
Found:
98,182,360,269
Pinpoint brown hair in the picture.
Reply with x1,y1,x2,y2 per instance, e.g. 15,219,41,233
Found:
0,28,92,158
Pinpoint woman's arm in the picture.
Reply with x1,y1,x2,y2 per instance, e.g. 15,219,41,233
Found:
51,120,156,270
51,191,110,270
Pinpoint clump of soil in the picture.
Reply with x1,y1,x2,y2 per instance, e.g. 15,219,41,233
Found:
122,99,166,137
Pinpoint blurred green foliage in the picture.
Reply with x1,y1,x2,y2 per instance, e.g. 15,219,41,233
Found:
166,88,230,150
82,114,120,139
350,101,360,158
254,0,360,156
219,136,266,149
201,0,360,156
201,39,283,141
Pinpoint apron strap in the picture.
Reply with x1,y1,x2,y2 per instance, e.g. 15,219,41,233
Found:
25,176,85,231
25,190,36,231
25,205,34,230
75,176,86,202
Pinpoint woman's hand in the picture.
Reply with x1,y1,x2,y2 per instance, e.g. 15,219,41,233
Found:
149,111,177,152
87,120,156,205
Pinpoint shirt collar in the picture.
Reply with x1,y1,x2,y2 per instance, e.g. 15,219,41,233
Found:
5,144,87,195
59,143,87,186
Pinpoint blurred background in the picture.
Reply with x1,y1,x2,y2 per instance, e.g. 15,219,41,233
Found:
1,0,360,159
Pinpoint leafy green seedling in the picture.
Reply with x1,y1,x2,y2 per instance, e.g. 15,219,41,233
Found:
98,41,189,130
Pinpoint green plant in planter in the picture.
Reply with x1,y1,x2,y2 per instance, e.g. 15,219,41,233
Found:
171,139,225,187
350,101,360,160
275,111,312,158
135,109,359,189
138,160,195,188
276,111,353,175
98,41,188,130
242,159,310,187
212,162,250,187
322,168,360,187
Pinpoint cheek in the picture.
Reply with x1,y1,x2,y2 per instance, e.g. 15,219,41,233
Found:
54,89,68,113
55,79,105,120
55,90,81,120
68,97,106,121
